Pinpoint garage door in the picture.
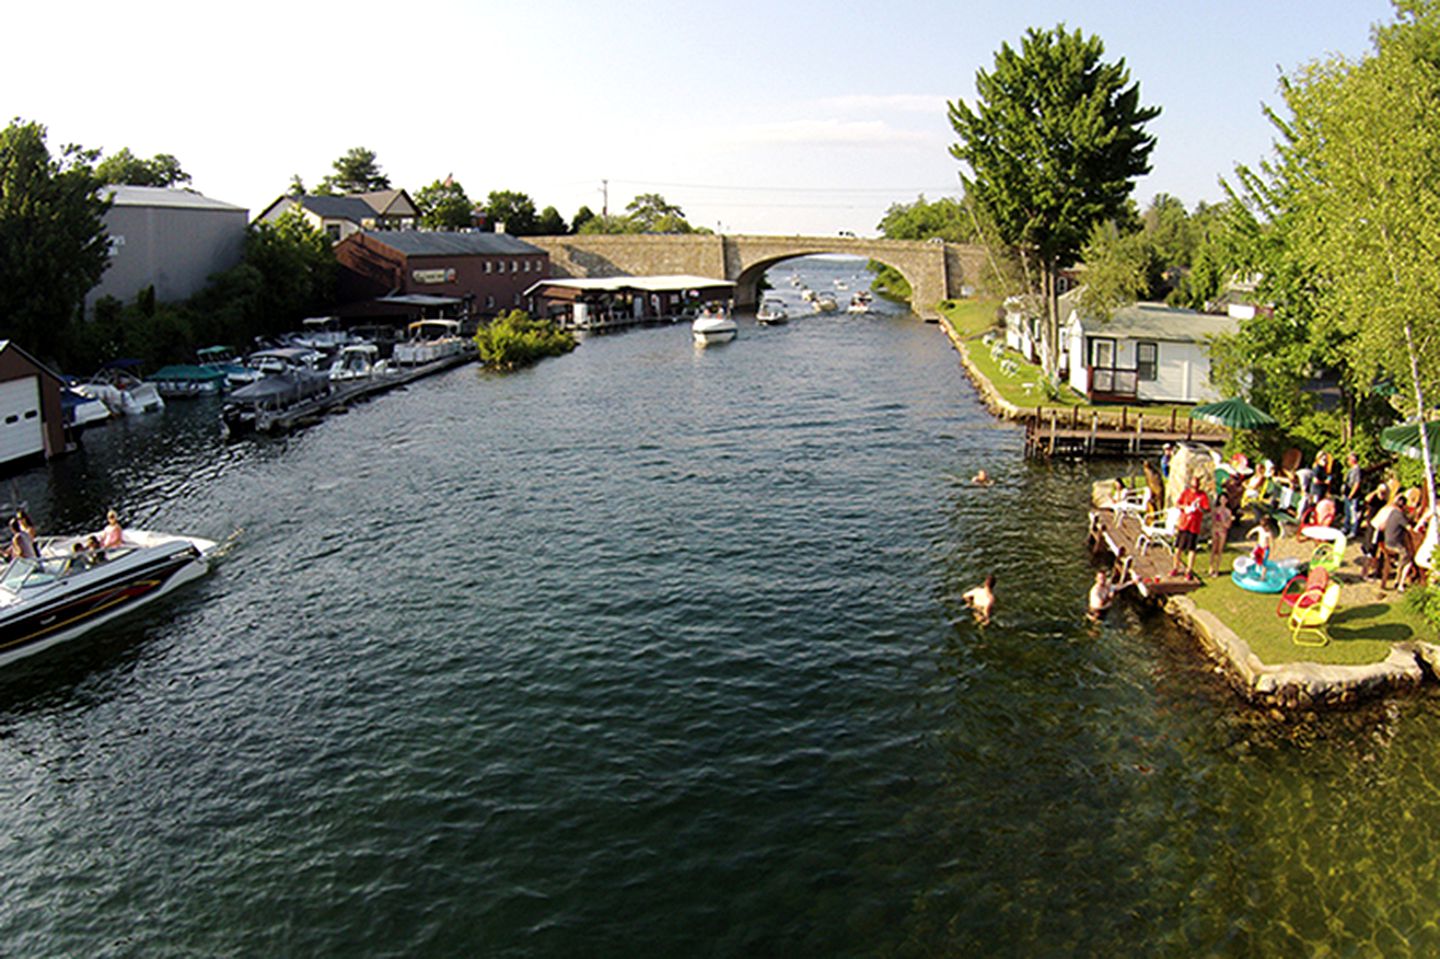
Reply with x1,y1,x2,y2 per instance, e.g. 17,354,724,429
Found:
0,377,44,466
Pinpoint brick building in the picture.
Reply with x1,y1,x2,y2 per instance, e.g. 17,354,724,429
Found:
334,231,549,322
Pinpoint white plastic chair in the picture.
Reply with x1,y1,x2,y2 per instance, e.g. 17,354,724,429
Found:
1137,507,1181,555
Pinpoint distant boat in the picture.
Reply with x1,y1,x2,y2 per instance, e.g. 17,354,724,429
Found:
393,320,466,366
147,362,227,399
846,292,870,314
76,360,164,416
756,299,789,325
813,295,839,313
692,306,737,345
800,288,816,302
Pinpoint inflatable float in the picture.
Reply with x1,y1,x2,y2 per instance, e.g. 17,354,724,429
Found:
1231,555,1305,593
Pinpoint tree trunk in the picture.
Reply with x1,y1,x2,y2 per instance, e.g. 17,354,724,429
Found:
1040,258,1061,381
1403,318,1437,517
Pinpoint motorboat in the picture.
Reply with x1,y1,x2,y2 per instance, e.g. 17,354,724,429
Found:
834,279,849,291
221,347,331,436
800,288,817,302
61,386,112,429
692,306,737,345
76,360,165,416
288,316,355,356
329,343,392,382
0,527,217,667
813,295,839,313
846,293,870,314
393,320,466,366
756,299,789,326
147,362,227,398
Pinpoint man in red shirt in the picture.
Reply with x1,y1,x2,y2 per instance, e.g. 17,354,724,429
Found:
1173,473,1211,580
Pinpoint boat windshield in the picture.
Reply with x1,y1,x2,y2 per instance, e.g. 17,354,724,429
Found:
0,557,54,591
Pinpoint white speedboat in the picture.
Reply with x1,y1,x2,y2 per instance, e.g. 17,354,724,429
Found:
756,299,789,326
61,386,112,429
329,343,391,382
847,293,870,314
813,295,839,313
76,360,165,416
800,288,816,302
692,308,737,345
393,320,466,366
0,527,217,667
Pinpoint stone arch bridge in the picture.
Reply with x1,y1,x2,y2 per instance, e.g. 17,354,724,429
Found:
521,234,991,320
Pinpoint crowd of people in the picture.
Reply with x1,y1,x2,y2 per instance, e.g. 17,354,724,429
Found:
4,508,124,569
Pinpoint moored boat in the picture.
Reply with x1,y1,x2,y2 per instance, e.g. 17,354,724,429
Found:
221,348,331,436
0,527,216,667
329,343,392,382
76,360,165,416
393,320,466,366
148,363,228,398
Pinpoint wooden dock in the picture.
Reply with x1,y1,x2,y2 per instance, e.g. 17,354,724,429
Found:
254,351,476,434
1025,406,1226,460
1086,507,1205,599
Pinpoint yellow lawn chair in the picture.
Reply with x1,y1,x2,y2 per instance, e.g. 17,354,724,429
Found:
1288,581,1341,647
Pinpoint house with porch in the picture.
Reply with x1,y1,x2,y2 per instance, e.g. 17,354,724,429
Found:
1061,291,1238,404
255,189,419,243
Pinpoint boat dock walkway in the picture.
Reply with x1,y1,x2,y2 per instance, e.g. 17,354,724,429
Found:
1024,406,1221,460
254,352,475,434
1086,507,1205,599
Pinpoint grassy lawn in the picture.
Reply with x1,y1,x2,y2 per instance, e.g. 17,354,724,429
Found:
1186,542,1435,666
938,298,1219,427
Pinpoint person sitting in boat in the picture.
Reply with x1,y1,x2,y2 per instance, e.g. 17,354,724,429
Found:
16,509,38,543
101,510,124,549
8,517,37,560
84,535,107,566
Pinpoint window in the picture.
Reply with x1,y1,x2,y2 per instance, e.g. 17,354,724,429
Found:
512,261,518,273
485,261,492,274
514,293,522,306
1090,337,1116,369
1136,341,1158,381
485,295,495,309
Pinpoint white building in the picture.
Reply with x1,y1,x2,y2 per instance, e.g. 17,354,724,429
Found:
1061,293,1238,404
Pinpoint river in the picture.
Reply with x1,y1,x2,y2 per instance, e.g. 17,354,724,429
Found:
2,256,1438,957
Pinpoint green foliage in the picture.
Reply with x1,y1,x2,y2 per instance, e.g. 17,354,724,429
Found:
1405,584,1440,634
317,146,389,195
483,190,538,235
867,261,912,299
0,118,111,364
472,310,576,370
241,210,337,338
1077,219,1161,317
875,194,978,242
625,193,694,233
577,213,638,235
95,147,190,187
415,177,475,230
535,205,567,235
949,23,1160,377
570,205,596,233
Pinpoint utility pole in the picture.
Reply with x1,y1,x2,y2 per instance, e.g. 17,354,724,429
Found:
601,179,608,218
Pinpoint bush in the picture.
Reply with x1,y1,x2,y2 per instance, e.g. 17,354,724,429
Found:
473,311,576,370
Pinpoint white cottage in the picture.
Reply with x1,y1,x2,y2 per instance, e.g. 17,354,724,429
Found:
1061,295,1238,404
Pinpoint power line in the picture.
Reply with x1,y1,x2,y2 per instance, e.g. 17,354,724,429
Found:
608,179,960,195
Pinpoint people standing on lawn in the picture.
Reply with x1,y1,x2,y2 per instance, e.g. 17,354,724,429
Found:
1207,495,1235,577
1172,473,1210,580
1342,453,1364,537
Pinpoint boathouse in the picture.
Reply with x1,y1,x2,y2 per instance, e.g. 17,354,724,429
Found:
525,275,735,330
334,231,549,321
0,341,67,469
1061,293,1238,404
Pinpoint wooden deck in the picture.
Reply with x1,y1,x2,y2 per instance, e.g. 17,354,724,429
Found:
1025,406,1227,460
1087,508,1205,599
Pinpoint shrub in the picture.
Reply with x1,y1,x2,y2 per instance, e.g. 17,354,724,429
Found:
473,310,576,370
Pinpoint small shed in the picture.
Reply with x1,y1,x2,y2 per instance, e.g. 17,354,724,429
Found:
0,341,68,469
1061,295,1238,404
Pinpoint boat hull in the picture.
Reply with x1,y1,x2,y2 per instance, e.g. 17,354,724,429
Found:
0,535,214,667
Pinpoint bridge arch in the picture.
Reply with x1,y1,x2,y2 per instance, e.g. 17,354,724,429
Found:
521,234,991,320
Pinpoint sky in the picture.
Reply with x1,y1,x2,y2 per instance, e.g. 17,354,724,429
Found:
2,0,1396,237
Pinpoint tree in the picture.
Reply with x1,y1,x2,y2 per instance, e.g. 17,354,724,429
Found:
286,174,305,197
0,119,111,362
570,205,596,233
415,176,475,230
626,192,692,233
535,205,567,235
318,146,389,195
483,190,538,235
949,24,1160,378
876,194,978,242
243,209,336,337
95,147,191,187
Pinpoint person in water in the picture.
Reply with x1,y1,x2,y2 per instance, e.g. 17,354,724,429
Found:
972,469,994,486
1088,564,1137,620
963,574,996,625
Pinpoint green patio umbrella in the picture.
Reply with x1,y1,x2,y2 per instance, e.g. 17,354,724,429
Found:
1380,420,1440,460
1188,397,1279,430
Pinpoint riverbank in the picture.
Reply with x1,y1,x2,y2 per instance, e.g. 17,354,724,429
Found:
937,297,1438,711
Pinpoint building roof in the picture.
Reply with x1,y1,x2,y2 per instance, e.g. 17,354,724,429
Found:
103,185,246,213
298,195,384,222
526,275,734,296
0,341,65,383
1062,294,1238,344
363,230,544,257
355,189,417,217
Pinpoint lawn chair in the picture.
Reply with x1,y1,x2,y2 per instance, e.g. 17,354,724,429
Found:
1310,532,1347,573
1137,507,1181,556
1113,486,1152,528
1276,566,1329,617
1288,581,1341,647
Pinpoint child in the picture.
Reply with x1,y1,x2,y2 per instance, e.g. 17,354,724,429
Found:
1246,517,1277,567
1208,497,1235,577
963,574,996,626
